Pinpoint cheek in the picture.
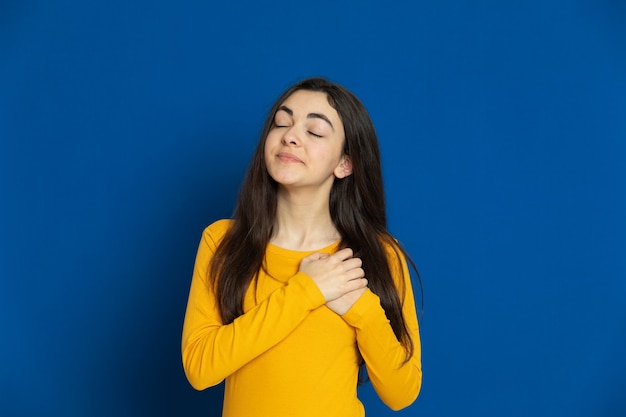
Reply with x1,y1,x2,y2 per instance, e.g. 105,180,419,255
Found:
264,134,278,162
264,131,280,150
319,143,345,166
263,143,271,165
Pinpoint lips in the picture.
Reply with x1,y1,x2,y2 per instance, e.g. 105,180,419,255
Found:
277,151,303,163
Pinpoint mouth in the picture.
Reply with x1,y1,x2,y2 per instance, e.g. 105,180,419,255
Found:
277,152,303,163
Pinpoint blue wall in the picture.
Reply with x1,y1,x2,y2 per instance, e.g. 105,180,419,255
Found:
1,1,624,416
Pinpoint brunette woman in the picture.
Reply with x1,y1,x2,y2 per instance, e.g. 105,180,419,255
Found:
182,77,422,417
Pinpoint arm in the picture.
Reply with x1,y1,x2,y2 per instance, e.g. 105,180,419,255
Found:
341,253,422,410
181,226,326,390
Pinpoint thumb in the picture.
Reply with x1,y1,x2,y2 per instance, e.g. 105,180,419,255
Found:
305,252,330,261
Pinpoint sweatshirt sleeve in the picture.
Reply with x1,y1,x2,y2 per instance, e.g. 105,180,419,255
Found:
341,248,422,411
181,223,326,390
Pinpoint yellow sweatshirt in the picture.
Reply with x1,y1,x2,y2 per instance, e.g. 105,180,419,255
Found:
182,219,421,417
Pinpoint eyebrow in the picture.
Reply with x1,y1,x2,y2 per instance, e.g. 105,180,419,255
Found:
277,105,335,131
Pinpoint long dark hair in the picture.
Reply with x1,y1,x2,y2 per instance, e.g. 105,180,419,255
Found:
209,77,422,362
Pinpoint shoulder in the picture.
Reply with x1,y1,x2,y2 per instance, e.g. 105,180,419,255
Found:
379,233,405,260
201,219,234,247
379,233,410,280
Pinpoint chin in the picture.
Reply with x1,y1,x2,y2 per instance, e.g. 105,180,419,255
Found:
268,169,298,184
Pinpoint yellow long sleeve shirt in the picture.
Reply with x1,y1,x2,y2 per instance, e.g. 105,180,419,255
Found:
182,219,421,417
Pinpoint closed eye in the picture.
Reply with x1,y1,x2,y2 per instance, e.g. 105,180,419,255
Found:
308,131,323,138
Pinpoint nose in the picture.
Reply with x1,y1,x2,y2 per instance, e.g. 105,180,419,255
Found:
281,127,300,146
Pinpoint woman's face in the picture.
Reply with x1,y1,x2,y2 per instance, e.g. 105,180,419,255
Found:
264,90,352,191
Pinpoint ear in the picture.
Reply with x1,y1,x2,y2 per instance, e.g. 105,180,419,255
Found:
334,155,353,179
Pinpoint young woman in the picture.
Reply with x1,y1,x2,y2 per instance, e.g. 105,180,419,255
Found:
182,77,422,417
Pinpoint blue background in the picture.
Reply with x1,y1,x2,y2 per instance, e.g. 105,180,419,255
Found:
1,1,625,416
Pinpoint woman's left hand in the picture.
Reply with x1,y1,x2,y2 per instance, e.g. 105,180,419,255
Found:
326,286,367,315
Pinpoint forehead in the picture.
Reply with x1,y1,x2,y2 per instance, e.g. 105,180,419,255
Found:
279,90,341,124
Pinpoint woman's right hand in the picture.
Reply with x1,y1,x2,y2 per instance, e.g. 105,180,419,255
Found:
298,248,367,302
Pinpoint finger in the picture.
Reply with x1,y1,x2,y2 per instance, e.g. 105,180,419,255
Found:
343,277,368,292
334,258,362,277
332,247,354,261
344,267,365,280
341,257,362,270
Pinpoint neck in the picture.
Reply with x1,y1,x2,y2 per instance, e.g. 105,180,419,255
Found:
271,186,340,251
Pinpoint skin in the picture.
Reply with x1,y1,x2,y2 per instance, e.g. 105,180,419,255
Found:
264,90,367,315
